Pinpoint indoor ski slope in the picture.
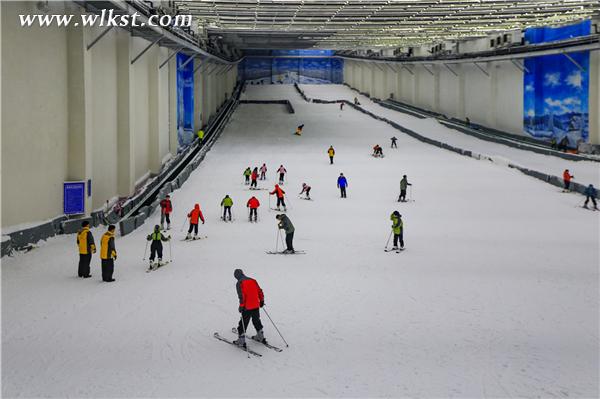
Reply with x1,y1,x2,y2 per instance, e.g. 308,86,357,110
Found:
2,85,598,398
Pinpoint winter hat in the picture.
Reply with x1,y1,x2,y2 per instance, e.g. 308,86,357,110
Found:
154,225,160,231
234,269,244,280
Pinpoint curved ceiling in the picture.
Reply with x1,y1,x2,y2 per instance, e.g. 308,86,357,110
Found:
175,0,600,49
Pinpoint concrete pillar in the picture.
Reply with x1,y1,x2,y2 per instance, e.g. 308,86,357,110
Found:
489,62,498,129
590,44,600,145
194,58,204,129
66,20,93,213
201,63,211,125
457,64,466,120
433,65,440,111
167,51,178,156
148,45,161,173
395,66,402,100
116,32,135,196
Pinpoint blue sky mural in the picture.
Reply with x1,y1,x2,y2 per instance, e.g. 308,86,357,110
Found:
176,53,195,147
523,20,591,146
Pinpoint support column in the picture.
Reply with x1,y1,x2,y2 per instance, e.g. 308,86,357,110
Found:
194,58,204,129
148,45,161,173
489,62,498,128
457,64,466,120
116,31,136,195
66,19,93,212
167,50,178,156
201,63,211,126
589,45,600,145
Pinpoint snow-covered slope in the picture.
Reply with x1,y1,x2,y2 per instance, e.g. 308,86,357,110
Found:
2,85,598,398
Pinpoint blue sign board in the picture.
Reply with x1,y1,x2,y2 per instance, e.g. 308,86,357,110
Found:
64,181,85,215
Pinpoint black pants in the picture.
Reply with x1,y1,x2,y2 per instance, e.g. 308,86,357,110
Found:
245,176,250,184
564,180,570,190
399,189,407,201
250,179,257,188
188,223,198,235
585,196,597,207
149,242,163,261
279,173,285,183
391,141,397,148
237,308,263,335
277,197,286,208
78,254,92,277
329,156,334,164
260,172,266,180
249,208,257,220
101,259,114,281
286,232,294,251
340,186,346,198
160,212,170,226
393,233,404,248
304,188,311,198
223,206,232,220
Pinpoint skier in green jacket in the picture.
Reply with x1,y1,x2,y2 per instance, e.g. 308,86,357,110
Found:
390,211,404,250
398,175,412,202
243,167,252,185
221,195,233,221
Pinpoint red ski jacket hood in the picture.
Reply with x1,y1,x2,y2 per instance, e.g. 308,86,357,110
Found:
188,204,204,224
247,197,260,208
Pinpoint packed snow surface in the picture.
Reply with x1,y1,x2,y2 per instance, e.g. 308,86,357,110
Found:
2,85,598,398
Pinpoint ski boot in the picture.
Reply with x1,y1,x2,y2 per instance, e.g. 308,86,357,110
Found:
167,223,170,230
148,260,154,271
193,234,198,240
233,335,247,349
158,258,163,267
185,233,191,240
252,330,267,344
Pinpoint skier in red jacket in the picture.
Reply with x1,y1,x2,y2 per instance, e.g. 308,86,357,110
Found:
186,204,205,239
270,184,286,211
159,195,172,230
233,269,266,348
250,167,259,189
247,196,260,222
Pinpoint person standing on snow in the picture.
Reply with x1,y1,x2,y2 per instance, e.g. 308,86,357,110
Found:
277,165,287,185
247,196,260,222
390,137,398,149
276,214,295,253
250,167,259,189
390,211,404,250
373,144,383,157
337,173,348,198
294,124,304,136
259,163,268,180
563,169,574,192
160,194,173,230
146,225,170,269
399,175,412,202
76,221,96,278
339,102,344,111
221,195,233,221
584,184,598,210
186,204,205,239
299,183,311,200
270,184,287,211
243,167,252,185
328,145,335,164
100,225,117,282
233,269,266,348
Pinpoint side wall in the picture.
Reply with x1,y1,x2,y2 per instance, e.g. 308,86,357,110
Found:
1,1,236,228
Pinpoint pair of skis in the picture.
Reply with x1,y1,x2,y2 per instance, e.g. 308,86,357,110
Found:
213,328,284,357
384,247,406,254
266,250,306,255
146,260,171,273
180,235,208,242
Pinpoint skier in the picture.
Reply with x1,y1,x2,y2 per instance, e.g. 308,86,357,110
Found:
277,165,287,185
354,97,361,105
299,183,311,200
270,184,287,211
337,173,348,198
294,124,304,136
276,214,295,253
390,211,404,250
339,102,344,111
146,225,170,269
584,184,598,209
186,203,205,239
247,196,260,222
259,163,268,180
243,167,252,185
373,144,383,157
221,195,233,221
232,269,266,348
250,167,259,189
563,169,574,192
399,175,412,202
328,145,335,164
391,136,398,148
76,221,96,278
197,129,204,142
100,225,117,282
159,194,173,230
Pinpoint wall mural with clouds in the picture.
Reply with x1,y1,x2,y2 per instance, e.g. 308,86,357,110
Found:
523,20,591,146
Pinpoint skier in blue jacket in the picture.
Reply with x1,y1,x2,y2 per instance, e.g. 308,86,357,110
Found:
584,184,597,209
337,173,348,198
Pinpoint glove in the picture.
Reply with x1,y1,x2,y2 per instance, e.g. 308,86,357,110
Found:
260,301,264,308
238,305,244,313
202,221,205,224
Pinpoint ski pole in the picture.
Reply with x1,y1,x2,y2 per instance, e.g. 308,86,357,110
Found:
240,312,250,358
180,216,188,232
168,238,172,262
280,230,286,249
263,307,289,347
385,231,392,250
142,241,149,260
275,229,281,252
410,185,413,202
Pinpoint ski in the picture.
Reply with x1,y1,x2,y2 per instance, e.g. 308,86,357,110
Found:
231,328,283,352
146,260,172,273
247,188,268,191
580,206,598,211
269,207,287,212
213,333,262,357
266,250,306,255
180,235,208,242
297,197,313,201
384,248,405,253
